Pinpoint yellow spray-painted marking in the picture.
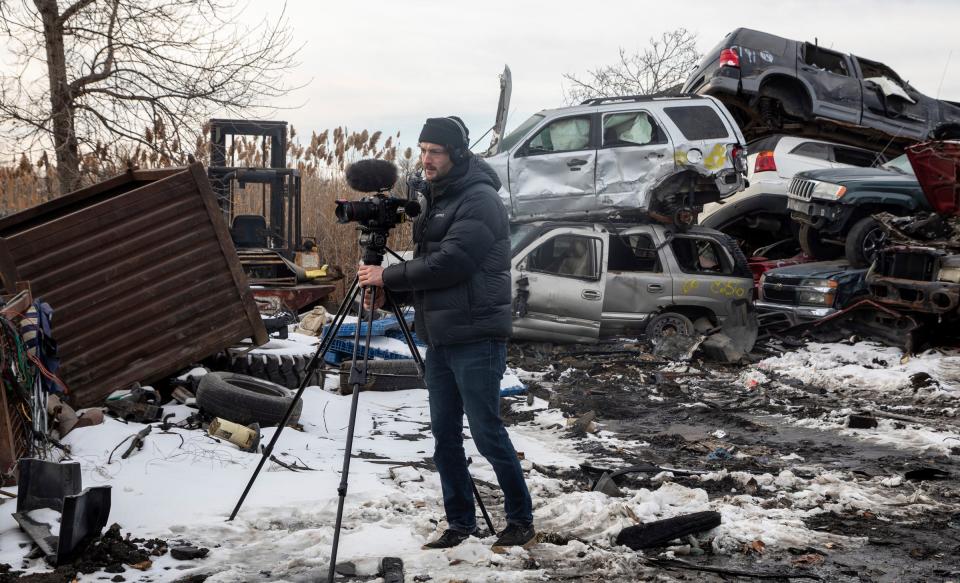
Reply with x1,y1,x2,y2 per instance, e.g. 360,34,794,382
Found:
680,279,700,294
710,280,747,298
703,144,728,171
674,151,689,165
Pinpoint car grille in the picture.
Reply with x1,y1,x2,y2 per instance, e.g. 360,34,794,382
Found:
788,177,816,200
875,250,937,281
761,278,802,304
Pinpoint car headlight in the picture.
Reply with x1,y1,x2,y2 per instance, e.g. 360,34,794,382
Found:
798,278,838,306
811,182,847,200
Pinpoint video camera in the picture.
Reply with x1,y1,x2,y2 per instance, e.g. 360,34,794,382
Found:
336,159,423,230
336,159,424,264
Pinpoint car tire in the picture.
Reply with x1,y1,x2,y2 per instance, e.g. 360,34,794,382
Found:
646,312,695,345
196,372,303,427
338,360,425,395
845,217,887,267
799,224,842,260
616,511,722,550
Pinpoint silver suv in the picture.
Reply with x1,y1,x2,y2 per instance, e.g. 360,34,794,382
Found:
509,221,757,349
485,94,748,223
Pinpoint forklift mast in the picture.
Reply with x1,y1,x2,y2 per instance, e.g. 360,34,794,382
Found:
207,119,302,258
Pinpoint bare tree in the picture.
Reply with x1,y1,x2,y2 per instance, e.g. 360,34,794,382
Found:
563,28,702,104
0,0,298,193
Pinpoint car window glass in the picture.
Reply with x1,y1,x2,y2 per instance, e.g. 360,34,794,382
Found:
500,114,545,153
526,116,591,154
881,154,915,176
663,106,728,140
789,142,830,160
525,234,600,279
602,112,666,147
609,234,660,272
671,237,732,275
857,58,911,91
803,44,849,76
833,146,881,167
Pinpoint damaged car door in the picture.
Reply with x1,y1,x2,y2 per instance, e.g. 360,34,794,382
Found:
511,226,607,343
855,57,927,140
801,43,861,126
595,110,674,206
508,115,597,216
600,226,674,336
668,232,751,322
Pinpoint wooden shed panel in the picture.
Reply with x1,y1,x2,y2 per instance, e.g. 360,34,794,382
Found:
0,164,267,407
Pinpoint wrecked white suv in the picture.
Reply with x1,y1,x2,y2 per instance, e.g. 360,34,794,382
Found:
484,94,748,223
509,221,757,352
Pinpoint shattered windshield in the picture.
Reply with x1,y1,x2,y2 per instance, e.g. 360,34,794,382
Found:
498,114,545,153
881,154,915,176
510,223,540,256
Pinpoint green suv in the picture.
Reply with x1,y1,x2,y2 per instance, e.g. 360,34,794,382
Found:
786,154,929,267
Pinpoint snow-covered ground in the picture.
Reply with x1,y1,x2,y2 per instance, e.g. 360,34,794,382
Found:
1,340,958,581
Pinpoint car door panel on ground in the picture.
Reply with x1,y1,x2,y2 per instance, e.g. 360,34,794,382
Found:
508,115,597,215
600,226,674,336
595,110,674,206
512,228,607,343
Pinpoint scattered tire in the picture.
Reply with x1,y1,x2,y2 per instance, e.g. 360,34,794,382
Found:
207,352,323,389
615,511,722,550
798,224,842,260
645,312,695,345
339,360,425,395
196,372,303,427
845,216,887,267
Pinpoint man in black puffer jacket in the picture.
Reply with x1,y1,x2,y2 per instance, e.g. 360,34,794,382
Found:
357,116,535,551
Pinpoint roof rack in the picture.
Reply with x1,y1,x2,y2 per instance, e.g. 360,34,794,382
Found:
580,93,701,106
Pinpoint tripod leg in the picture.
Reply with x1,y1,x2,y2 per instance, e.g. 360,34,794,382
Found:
468,458,497,535
228,277,364,522
327,285,379,582
383,289,424,374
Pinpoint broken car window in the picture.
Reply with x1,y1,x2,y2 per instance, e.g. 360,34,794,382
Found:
525,234,600,279
609,234,660,272
663,106,728,140
525,116,591,154
833,145,883,167
790,141,830,161
803,44,849,76
602,112,666,147
670,237,732,275
501,113,545,153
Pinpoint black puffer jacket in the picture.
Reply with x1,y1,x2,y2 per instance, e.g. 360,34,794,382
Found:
382,157,512,347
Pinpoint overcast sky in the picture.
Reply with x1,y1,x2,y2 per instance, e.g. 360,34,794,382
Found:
239,0,960,154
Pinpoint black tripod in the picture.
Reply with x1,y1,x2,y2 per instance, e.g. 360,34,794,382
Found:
228,229,496,582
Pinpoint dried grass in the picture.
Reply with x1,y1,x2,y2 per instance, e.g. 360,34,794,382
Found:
0,124,418,301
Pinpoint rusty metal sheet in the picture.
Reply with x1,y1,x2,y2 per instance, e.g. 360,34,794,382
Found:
0,163,267,408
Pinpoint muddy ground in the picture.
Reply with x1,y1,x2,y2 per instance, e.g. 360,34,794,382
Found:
488,339,960,582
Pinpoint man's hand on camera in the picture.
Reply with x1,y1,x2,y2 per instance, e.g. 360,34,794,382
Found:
357,264,385,287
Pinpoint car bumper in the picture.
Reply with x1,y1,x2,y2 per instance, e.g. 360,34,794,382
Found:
787,196,846,233
755,300,835,325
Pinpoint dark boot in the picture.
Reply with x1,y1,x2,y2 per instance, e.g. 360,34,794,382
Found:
492,524,536,552
422,528,477,550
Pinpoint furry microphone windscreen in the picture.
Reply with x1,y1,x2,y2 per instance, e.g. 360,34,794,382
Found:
345,159,398,192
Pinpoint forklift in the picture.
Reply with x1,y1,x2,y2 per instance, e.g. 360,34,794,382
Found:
207,119,339,317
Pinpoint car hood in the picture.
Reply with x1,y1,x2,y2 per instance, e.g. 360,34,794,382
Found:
763,260,865,281
905,140,960,216
794,167,917,186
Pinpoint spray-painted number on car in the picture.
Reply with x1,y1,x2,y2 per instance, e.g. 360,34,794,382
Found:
710,281,747,298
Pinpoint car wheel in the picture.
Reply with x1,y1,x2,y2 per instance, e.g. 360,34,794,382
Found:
196,372,303,427
799,224,842,260
845,217,887,267
646,312,695,345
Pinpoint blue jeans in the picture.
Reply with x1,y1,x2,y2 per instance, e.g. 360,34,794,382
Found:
425,339,533,533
